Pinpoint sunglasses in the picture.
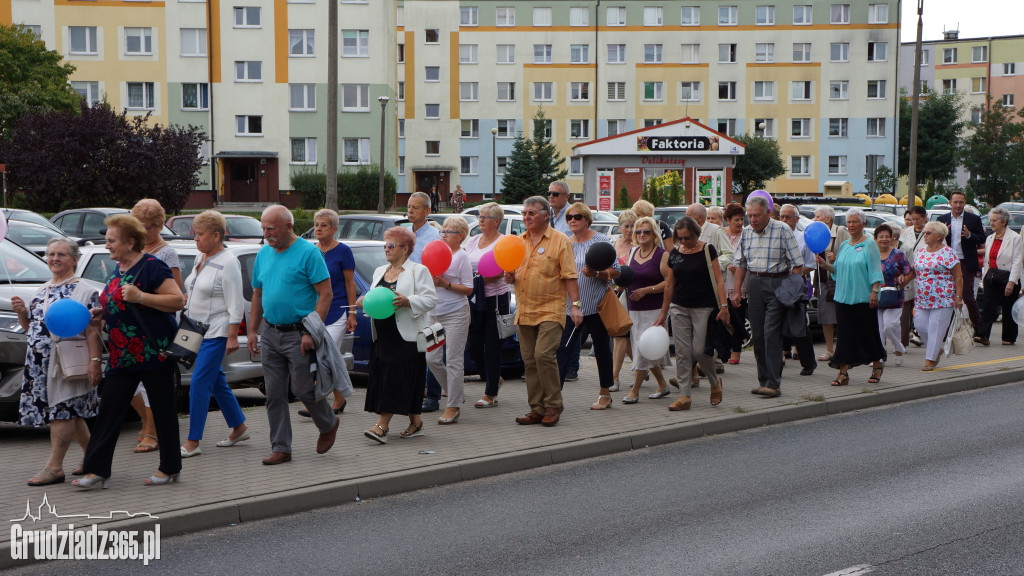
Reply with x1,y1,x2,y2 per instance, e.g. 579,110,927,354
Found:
636,229,652,236
547,191,562,197
384,243,398,249
566,214,585,221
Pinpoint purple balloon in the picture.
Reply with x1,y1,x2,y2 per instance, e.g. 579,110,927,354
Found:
478,251,502,277
749,190,774,212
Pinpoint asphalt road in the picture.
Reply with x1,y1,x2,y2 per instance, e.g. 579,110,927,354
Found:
9,382,1024,576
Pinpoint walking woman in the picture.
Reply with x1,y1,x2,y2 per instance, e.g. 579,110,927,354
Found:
901,222,964,371
611,209,638,391
875,224,912,366
977,207,1022,345
13,238,104,486
723,203,747,364
465,202,510,408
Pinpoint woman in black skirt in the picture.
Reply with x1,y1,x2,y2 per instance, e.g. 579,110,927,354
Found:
359,226,437,444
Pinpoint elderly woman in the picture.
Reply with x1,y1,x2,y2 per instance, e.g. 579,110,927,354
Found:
464,203,510,408
621,216,675,404
359,226,437,443
813,205,850,363
977,207,1023,345
74,215,186,488
827,209,886,387
656,217,729,411
874,224,912,366
557,202,619,410
179,211,249,458
427,216,474,424
901,222,963,371
706,206,725,227
13,238,104,486
723,203,747,364
610,209,638,391
128,199,182,454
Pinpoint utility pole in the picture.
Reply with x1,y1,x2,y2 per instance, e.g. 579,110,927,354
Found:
907,0,924,204
377,96,389,213
325,0,339,210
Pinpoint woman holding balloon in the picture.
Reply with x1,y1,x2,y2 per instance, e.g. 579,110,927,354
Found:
13,238,104,486
359,226,437,443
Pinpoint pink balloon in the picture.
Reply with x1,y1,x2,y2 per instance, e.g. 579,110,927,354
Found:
478,251,502,277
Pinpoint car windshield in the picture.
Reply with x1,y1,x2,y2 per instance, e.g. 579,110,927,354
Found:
0,242,51,282
6,211,65,234
350,245,388,288
6,225,65,246
226,218,263,236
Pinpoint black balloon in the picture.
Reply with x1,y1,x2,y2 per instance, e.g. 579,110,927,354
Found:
585,242,617,271
613,265,634,287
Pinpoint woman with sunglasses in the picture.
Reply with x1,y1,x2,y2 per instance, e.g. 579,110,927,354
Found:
610,209,638,392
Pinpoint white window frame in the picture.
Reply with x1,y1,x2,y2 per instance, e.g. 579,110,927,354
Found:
343,137,371,164
424,103,440,119
681,6,700,25
533,7,552,27
717,119,736,137
398,119,405,138
793,5,812,25
607,119,626,136
644,44,663,64
288,29,314,57
679,81,700,102
867,80,886,99
342,84,369,111
460,156,479,175
1003,63,1016,76
644,119,663,128
972,46,988,63
570,157,583,176
719,43,736,63
460,82,479,101
570,82,590,102
234,60,262,82
233,6,261,28
971,108,983,124
496,156,508,175
342,30,369,57
920,50,930,66
607,6,626,26
461,119,479,138
681,43,700,63
755,43,775,63
718,81,736,101
289,83,316,111
291,137,317,165
830,4,850,24
791,156,810,175
830,80,849,100
942,79,957,94
791,81,812,101
570,6,589,26
570,119,590,139
867,41,887,62
69,26,98,54
71,81,101,106
460,6,478,26
496,119,516,138
533,82,553,102
793,43,811,62
719,5,738,25
397,82,404,101
830,42,849,62
496,44,515,64
398,156,405,175
828,155,847,176
570,44,589,64
1002,94,1016,107
533,44,552,64
755,5,775,25
180,28,207,57
866,118,886,137
497,82,516,102
643,6,663,26
459,44,478,64
535,118,553,139
868,3,888,24
235,115,262,136
943,47,957,64
971,77,986,94
424,29,439,44
496,7,515,26
425,66,440,82
607,82,626,101
124,27,152,56
643,81,663,101
754,81,775,101
608,44,626,64
754,118,775,137
828,117,848,137
791,118,810,138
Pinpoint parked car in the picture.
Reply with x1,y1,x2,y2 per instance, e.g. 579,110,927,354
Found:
462,204,524,217
299,214,411,241
167,214,264,242
834,211,904,236
50,208,177,240
427,213,477,230
981,211,1024,236
5,221,82,257
2,208,67,235
468,214,527,237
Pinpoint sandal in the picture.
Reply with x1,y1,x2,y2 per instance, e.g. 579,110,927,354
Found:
668,398,692,411
363,424,388,444
474,396,498,408
710,378,723,407
921,361,937,372
400,422,424,439
830,372,849,386
868,365,884,384
72,461,85,476
818,352,833,362
134,433,158,453
27,467,65,487
590,395,613,410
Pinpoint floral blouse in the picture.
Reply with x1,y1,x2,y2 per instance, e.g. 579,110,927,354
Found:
913,246,958,310
880,249,912,307
99,255,176,373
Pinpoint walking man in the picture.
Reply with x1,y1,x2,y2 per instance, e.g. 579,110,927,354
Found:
938,191,985,330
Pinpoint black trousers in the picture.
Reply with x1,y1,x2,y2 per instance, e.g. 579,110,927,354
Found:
468,292,510,397
978,271,1020,343
557,314,612,390
727,298,748,352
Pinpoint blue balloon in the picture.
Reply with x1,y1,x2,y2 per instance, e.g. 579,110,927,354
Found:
44,298,92,338
803,221,832,254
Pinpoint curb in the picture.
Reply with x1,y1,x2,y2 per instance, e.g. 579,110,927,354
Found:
3,368,1020,570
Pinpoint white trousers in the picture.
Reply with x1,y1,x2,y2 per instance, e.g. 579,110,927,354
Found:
916,306,954,363
427,304,471,409
877,307,906,355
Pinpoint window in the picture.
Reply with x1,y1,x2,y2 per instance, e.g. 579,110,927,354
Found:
830,80,848,99
425,66,440,82
343,138,370,164
791,156,810,175
398,119,405,138
828,156,847,175
342,84,368,111
681,44,700,63
234,61,262,82
288,29,314,56
754,118,775,137
867,80,886,99
972,46,988,63
1004,63,1016,75
681,6,700,25
570,44,589,64
755,43,774,62
828,117,848,137
943,48,957,64
570,119,590,138
496,44,515,64
643,82,663,101
570,82,590,101
235,115,262,135
607,82,626,101
607,6,626,26
644,6,663,26
533,82,552,102
397,82,404,100
793,43,811,62
1003,94,1016,107
533,44,552,64
942,79,957,94
971,108,983,124
791,81,812,101
397,44,404,63
756,5,775,25
424,29,439,43
971,77,986,94
460,6,478,26
607,119,626,136
291,138,317,164
535,118,553,138
461,156,479,175
496,119,516,137
716,119,736,136
719,5,738,25
342,30,368,57
830,4,849,24
830,42,849,62
532,7,551,26
868,3,888,23
233,6,261,27
496,7,515,26
644,119,662,128
23,25,41,38
290,83,316,110
791,118,810,137
754,81,774,100
496,157,508,175
866,118,886,137
718,81,736,100
680,81,700,101
125,27,152,55
918,79,929,93
497,82,515,101
69,26,98,54
570,157,583,175
793,5,812,24
425,104,440,119
920,50,930,66
180,28,207,57
644,44,663,63
570,7,589,26
72,81,101,106
719,44,736,63
608,44,626,64
867,42,886,62
398,156,405,175
461,119,478,138
460,82,479,101
459,44,477,64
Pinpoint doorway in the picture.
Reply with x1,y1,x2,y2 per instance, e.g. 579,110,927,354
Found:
414,170,450,207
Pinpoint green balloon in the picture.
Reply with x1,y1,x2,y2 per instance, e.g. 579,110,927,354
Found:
363,286,396,320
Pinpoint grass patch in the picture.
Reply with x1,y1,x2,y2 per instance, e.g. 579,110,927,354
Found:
733,407,749,413
861,388,875,394
799,394,825,402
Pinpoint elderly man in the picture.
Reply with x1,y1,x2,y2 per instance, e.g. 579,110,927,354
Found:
548,180,573,235
812,206,850,362
780,204,818,376
505,196,582,426
248,205,337,465
731,195,804,397
938,191,985,330
898,206,928,347
406,191,445,413
686,202,734,378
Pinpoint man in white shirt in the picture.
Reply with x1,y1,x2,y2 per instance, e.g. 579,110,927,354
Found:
548,180,572,235
938,191,986,330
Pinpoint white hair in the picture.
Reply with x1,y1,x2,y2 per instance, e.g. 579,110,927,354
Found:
262,204,294,225
815,205,836,222
745,195,769,212
845,207,866,225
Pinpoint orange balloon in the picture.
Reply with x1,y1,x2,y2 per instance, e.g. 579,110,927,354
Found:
494,235,526,272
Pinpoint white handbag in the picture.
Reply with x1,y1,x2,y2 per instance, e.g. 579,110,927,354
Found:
417,322,446,353
943,309,974,356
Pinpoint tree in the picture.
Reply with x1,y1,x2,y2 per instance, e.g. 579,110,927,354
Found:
0,101,207,212
530,109,567,187
898,88,966,187
500,134,540,204
667,178,683,206
0,24,79,135
731,134,785,195
616,184,631,210
961,97,1024,206
869,165,898,197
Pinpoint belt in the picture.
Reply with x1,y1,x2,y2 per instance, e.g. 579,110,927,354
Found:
750,270,790,278
267,321,305,332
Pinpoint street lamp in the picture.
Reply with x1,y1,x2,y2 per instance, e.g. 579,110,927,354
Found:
377,96,390,214
491,126,498,198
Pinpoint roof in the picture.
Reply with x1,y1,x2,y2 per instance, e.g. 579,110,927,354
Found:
572,117,745,155
211,151,279,159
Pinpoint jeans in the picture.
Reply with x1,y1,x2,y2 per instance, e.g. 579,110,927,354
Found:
187,337,246,441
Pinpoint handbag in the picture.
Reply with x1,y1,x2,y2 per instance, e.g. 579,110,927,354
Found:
986,268,1011,285
701,243,734,360
417,322,446,353
164,313,208,369
943,309,974,356
878,286,902,309
597,288,632,337
469,274,487,311
55,339,91,379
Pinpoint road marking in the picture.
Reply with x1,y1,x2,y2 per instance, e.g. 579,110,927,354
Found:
822,565,875,576
932,354,1024,372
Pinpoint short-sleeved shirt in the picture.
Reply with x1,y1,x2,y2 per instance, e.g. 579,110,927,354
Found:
565,232,617,316
513,227,577,327
151,243,181,273
669,244,719,309
411,223,441,264
99,255,176,373
252,239,330,325
832,237,884,305
914,246,959,309
879,249,912,308
322,242,356,325
435,248,474,315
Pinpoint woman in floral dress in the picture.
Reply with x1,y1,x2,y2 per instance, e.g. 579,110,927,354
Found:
901,221,964,371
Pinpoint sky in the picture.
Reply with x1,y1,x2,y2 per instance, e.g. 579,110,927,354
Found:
900,0,1023,42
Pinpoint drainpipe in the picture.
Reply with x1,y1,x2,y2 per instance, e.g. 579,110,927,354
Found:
206,0,217,205
594,0,600,142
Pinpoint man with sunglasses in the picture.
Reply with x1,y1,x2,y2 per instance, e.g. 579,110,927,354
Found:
548,181,573,235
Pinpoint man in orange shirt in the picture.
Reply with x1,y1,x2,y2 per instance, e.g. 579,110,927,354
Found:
504,195,582,426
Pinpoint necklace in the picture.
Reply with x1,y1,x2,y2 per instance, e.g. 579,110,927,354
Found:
638,246,655,260
318,239,339,253
118,253,143,278
50,274,77,287
679,243,700,254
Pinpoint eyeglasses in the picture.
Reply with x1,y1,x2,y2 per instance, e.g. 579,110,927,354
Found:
780,214,798,220
441,230,463,236
635,229,652,236
677,234,693,242
384,243,397,249
547,191,562,197
566,214,585,221
523,210,545,217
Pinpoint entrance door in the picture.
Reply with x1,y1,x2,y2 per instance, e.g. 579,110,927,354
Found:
695,170,725,206
414,171,450,207
228,160,260,203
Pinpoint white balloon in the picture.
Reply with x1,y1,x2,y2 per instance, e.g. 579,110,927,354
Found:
1012,298,1024,326
638,326,671,361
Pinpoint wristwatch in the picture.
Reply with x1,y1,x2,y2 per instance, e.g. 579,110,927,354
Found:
571,301,582,309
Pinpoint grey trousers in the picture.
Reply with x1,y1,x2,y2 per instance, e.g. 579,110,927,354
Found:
747,274,786,389
261,326,335,453
669,304,718,391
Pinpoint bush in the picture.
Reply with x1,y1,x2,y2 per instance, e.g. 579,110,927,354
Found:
290,164,397,211
616,185,631,210
291,170,326,210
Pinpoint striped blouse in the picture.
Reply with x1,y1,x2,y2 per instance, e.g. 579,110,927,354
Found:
565,231,618,316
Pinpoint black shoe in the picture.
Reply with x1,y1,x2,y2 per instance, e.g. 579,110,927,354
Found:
564,372,578,382
800,368,815,376
421,399,440,413
297,409,311,417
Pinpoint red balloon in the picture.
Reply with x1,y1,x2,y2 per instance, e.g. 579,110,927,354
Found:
421,240,453,276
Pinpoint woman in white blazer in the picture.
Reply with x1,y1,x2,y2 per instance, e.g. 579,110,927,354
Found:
977,207,1023,345
359,226,437,444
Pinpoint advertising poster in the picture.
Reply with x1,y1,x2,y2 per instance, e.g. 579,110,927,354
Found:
696,170,724,206
597,169,613,211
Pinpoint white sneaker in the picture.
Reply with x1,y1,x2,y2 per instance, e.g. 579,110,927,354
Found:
894,355,904,366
